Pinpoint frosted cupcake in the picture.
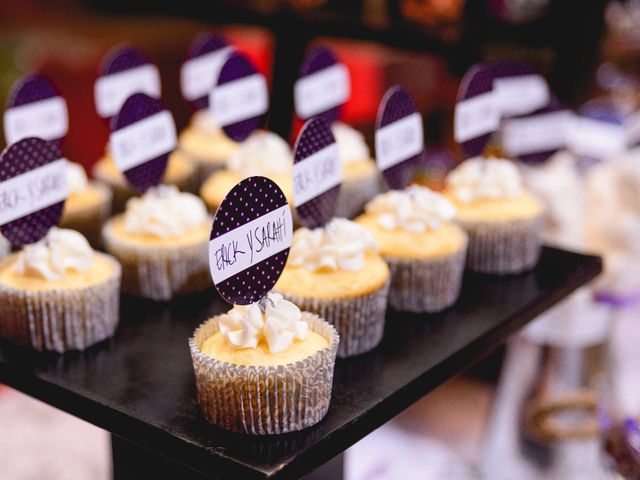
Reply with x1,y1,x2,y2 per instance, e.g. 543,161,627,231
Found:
332,122,379,218
190,292,339,434
0,228,121,352
275,218,389,357
93,150,197,213
444,156,544,274
102,185,211,300
357,185,467,312
178,110,239,186
60,162,112,247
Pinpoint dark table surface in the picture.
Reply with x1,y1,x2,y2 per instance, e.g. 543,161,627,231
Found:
0,247,602,479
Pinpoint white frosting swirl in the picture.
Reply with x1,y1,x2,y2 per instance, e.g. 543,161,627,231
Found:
66,161,89,193
124,185,208,238
14,227,94,281
446,156,523,203
289,218,378,272
192,110,222,135
228,131,292,176
331,122,370,164
219,293,308,353
365,185,456,233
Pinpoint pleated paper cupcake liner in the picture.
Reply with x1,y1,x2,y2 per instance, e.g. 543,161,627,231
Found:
458,214,544,275
0,254,121,352
0,235,10,259
188,156,227,188
190,313,339,434
59,185,112,248
385,241,467,313
335,174,380,219
276,280,390,358
102,224,212,301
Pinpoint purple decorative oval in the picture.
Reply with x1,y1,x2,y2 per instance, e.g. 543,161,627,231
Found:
0,137,66,245
209,176,293,305
375,85,424,190
110,93,176,192
292,118,341,228
4,74,68,147
209,52,268,142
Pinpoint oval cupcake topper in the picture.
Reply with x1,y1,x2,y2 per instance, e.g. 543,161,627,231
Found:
454,64,500,158
110,93,177,192
4,74,69,147
294,46,350,123
209,176,293,305
375,85,424,190
292,118,341,229
501,97,571,164
94,45,161,120
180,33,233,111
0,137,67,245
492,60,550,118
208,52,268,142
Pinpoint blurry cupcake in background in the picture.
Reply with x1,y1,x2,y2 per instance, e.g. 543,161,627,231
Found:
0,235,10,259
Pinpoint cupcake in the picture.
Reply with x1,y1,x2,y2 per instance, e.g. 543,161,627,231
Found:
93,150,197,213
0,235,10,259
357,185,467,313
200,131,293,212
190,292,339,434
444,156,544,274
59,161,112,247
102,185,211,301
331,122,379,218
178,110,239,186
0,228,121,352
274,218,389,357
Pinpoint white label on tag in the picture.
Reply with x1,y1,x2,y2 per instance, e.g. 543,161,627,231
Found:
0,158,68,225
294,63,350,119
4,96,69,144
566,115,626,159
94,64,161,118
376,112,424,171
209,73,268,127
625,110,640,147
180,46,233,101
110,111,177,172
494,74,550,117
454,91,500,143
293,143,341,206
209,205,292,283
502,110,571,156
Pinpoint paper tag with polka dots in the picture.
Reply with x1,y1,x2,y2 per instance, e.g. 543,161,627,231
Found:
110,93,177,192
375,85,424,190
292,117,341,228
208,52,268,142
209,176,293,305
294,46,350,123
0,137,67,245
4,74,69,148
180,33,233,111
94,45,161,120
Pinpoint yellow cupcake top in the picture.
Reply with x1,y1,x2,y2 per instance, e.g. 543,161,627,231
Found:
228,130,292,177
179,110,239,162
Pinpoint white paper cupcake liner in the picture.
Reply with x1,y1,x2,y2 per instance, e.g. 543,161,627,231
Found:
0,254,121,352
0,235,10,259
385,241,467,313
102,222,212,301
458,214,544,275
188,156,227,188
276,280,390,358
59,184,112,248
335,173,380,219
190,313,339,434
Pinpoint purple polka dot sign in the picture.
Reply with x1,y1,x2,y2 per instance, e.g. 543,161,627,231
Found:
492,60,550,118
209,176,293,305
375,85,424,190
110,93,177,192
94,45,161,121
294,46,350,123
0,137,67,246
4,74,69,148
292,118,341,229
208,52,268,142
454,64,500,158
180,33,233,111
